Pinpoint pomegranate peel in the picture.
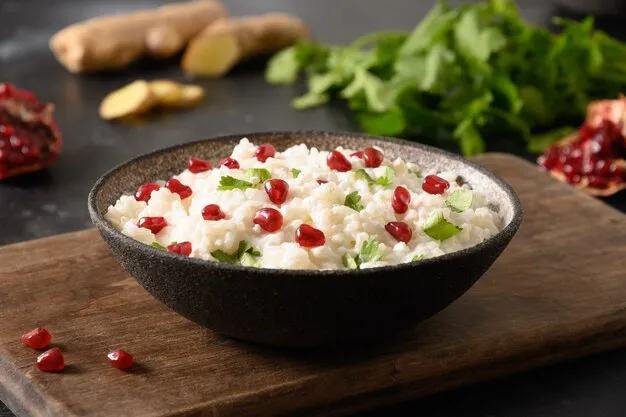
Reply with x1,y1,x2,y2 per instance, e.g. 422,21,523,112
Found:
0,82,62,181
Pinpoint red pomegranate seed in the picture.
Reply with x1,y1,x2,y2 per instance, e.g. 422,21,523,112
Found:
422,175,450,194
37,347,64,372
253,208,283,232
588,176,609,189
187,157,212,173
316,179,328,185
201,204,226,221
167,241,192,256
350,151,364,158
264,179,289,204
363,147,384,168
295,224,325,247
326,150,352,172
538,147,560,171
566,173,582,185
218,157,239,169
135,183,160,202
107,349,134,370
137,217,167,234
593,160,613,176
392,186,411,214
166,178,192,199
21,328,52,349
385,221,413,243
255,143,276,162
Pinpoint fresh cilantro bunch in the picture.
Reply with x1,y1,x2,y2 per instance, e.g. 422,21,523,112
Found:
266,0,626,155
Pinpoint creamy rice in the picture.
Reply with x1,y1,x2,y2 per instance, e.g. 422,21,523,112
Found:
105,138,501,270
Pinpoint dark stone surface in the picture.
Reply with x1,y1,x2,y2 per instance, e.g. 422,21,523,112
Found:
1,0,625,415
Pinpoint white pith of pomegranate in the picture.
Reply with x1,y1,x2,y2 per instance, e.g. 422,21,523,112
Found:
0,82,62,180
538,100,626,196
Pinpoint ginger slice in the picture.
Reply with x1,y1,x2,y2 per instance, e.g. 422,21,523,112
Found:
182,35,240,78
149,80,183,106
99,80,155,120
175,85,206,107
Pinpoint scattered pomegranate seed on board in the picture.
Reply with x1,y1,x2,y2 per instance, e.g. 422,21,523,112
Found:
107,349,134,370
21,327,52,350
37,347,64,372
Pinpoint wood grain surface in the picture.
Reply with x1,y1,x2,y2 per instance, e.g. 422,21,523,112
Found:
1,154,625,417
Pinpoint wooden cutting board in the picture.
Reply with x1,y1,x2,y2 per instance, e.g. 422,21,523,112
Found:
1,154,625,417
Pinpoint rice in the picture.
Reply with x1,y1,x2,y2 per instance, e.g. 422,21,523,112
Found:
105,138,501,270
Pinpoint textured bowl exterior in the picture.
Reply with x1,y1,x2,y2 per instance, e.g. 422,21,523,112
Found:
88,131,522,347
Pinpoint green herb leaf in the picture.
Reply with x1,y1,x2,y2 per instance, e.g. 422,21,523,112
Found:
344,191,365,212
354,167,395,187
358,236,383,264
243,168,272,184
151,242,166,250
291,168,302,178
217,176,254,191
211,240,262,266
445,189,473,212
412,254,424,262
354,169,375,183
240,253,261,268
342,253,359,270
265,46,300,85
423,212,462,240
210,250,239,264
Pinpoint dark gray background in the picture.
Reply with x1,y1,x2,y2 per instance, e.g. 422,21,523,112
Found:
2,0,626,416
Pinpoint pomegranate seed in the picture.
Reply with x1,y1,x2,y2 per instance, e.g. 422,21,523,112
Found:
37,347,64,372
392,186,411,214
326,150,352,172
363,147,384,168
167,241,192,256
588,175,608,189
138,217,167,234
218,157,239,169
255,143,276,162
0,83,15,98
0,149,9,163
422,175,450,194
295,224,325,247
563,164,580,175
385,221,413,243
264,179,289,204
187,157,212,173
566,148,583,165
316,179,328,185
10,136,24,148
107,349,134,370
566,173,582,185
0,125,14,137
253,208,283,232
579,124,596,140
21,328,52,349
350,151,364,158
21,145,40,160
166,178,192,199
202,204,226,221
134,183,160,202
594,160,613,176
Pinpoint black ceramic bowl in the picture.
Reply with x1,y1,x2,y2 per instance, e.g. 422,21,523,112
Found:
88,131,522,348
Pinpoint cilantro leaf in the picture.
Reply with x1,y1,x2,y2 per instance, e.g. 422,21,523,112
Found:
291,168,302,178
412,254,424,262
342,253,359,270
240,253,261,268
358,236,383,264
354,167,395,187
354,169,375,183
344,191,365,212
151,242,166,250
243,168,272,184
211,240,262,266
217,176,254,191
423,212,462,240
445,189,473,212
210,250,239,264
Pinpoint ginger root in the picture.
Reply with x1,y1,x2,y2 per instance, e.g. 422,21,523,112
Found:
149,80,184,106
175,85,207,107
182,13,308,78
50,0,228,73
99,81,155,120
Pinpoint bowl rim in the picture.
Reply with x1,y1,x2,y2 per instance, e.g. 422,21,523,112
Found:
88,130,523,277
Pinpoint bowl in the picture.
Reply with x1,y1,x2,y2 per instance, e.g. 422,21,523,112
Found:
88,131,522,348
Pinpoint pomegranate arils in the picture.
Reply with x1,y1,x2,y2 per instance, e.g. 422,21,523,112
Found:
21,327,52,349
0,83,62,180
392,186,411,214
202,204,226,221
166,178,192,199
327,150,352,172
422,175,450,194
264,179,289,204
253,208,283,232
316,179,328,185
255,143,276,162
363,147,384,168
295,224,325,247
218,157,240,169
350,151,364,158
37,347,64,372
107,349,134,370
187,157,212,173
138,217,167,234
135,183,160,202
168,241,192,256
385,221,413,243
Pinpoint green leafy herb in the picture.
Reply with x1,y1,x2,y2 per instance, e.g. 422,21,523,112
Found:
344,191,365,212
412,254,425,262
354,166,395,186
151,242,166,250
342,253,359,270
291,168,302,178
354,169,375,182
211,240,262,266
217,176,254,191
243,168,272,184
423,212,462,240
445,189,473,212
341,236,383,270
266,0,626,155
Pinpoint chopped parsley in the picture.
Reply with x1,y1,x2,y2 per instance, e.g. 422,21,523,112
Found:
344,191,365,212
